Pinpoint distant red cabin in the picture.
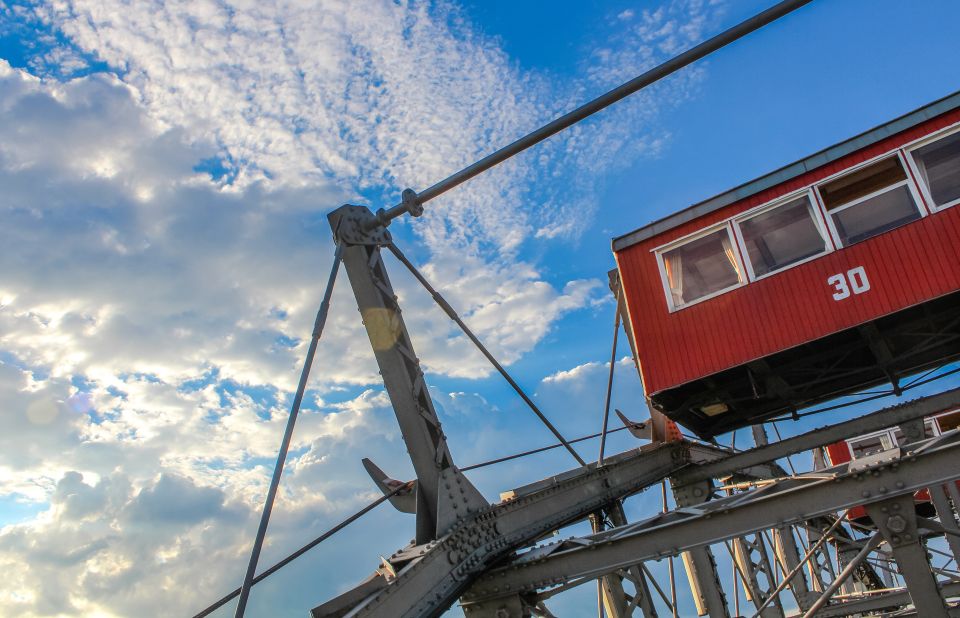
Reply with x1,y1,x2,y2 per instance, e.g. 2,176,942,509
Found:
614,91,960,437
824,407,960,523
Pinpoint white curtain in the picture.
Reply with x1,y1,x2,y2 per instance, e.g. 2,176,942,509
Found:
720,234,741,280
664,251,683,305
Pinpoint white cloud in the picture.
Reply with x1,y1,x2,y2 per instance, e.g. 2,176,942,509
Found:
22,0,717,254
0,0,727,614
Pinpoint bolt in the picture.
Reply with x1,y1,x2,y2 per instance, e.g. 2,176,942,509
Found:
886,514,908,533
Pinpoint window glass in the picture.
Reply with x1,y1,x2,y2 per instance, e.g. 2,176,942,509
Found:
818,156,921,246
912,131,960,208
738,195,827,277
848,432,893,459
661,228,742,307
892,420,937,446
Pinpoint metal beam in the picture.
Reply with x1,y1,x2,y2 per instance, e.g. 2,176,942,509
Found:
931,484,960,564
673,482,730,618
314,442,684,618
865,495,950,616
461,433,960,605
799,533,882,618
675,387,960,487
813,580,960,617
330,206,485,544
731,533,784,617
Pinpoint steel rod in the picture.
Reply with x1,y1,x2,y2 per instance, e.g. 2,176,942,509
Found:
640,563,675,613
193,481,408,618
800,533,882,618
386,242,586,466
233,245,343,618
770,421,798,476
374,0,813,225
749,512,847,618
597,286,622,465
461,425,629,471
661,480,678,618
724,539,755,605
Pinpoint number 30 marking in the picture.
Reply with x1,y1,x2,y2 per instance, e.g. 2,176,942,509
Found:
828,266,870,301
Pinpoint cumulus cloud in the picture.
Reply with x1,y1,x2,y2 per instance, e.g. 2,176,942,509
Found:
17,0,717,253
0,0,727,615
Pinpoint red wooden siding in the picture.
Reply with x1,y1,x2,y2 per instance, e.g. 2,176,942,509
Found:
617,109,960,396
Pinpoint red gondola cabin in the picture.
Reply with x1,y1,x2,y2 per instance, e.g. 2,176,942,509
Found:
823,407,960,523
614,91,960,437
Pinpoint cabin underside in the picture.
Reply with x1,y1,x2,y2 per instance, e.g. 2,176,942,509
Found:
650,289,960,438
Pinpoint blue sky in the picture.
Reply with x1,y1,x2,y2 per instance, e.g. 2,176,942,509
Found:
2,1,960,616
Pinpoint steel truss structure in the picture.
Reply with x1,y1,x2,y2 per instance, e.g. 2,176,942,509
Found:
214,2,960,617
300,200,960,617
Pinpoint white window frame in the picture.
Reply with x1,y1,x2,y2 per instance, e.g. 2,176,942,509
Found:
646,130,953,311
904,120,960,213
653,222,747,312
815,151,928,248
846,429,895,460
891,419,941,445
848,418,943,459
732,188,832,282
933,407,960,433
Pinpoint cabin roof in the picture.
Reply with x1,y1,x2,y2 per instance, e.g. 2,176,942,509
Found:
612,89,960,252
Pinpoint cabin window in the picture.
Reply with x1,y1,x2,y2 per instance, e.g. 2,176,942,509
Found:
736,194,827,278
910,130,960,210
936,409,960,433
847,432,893,459
660,227,742,308
818,156,922,246
891,420,938,446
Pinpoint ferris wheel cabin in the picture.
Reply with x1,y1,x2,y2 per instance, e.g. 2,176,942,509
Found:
614,91,960,438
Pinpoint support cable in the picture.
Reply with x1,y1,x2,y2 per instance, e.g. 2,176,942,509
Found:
770,364,960,423
661,480,678,618
385,242,586,466
193,481,410,618
597,286,622,465
461,425,630,471
233,246,344,618
749,510,848,618
770,421,797,476
800,533,883,618
369,0,814,228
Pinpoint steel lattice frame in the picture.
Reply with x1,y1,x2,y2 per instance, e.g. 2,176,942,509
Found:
302,199,960,618
211,3,960,617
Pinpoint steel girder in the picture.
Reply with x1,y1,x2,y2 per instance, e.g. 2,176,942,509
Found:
461,432,960,610
311,442,685,617
330,205,486,545
672,481,730,618
813,580,960,617
675,386,960,487
315,203,960,618
864,495,949,616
